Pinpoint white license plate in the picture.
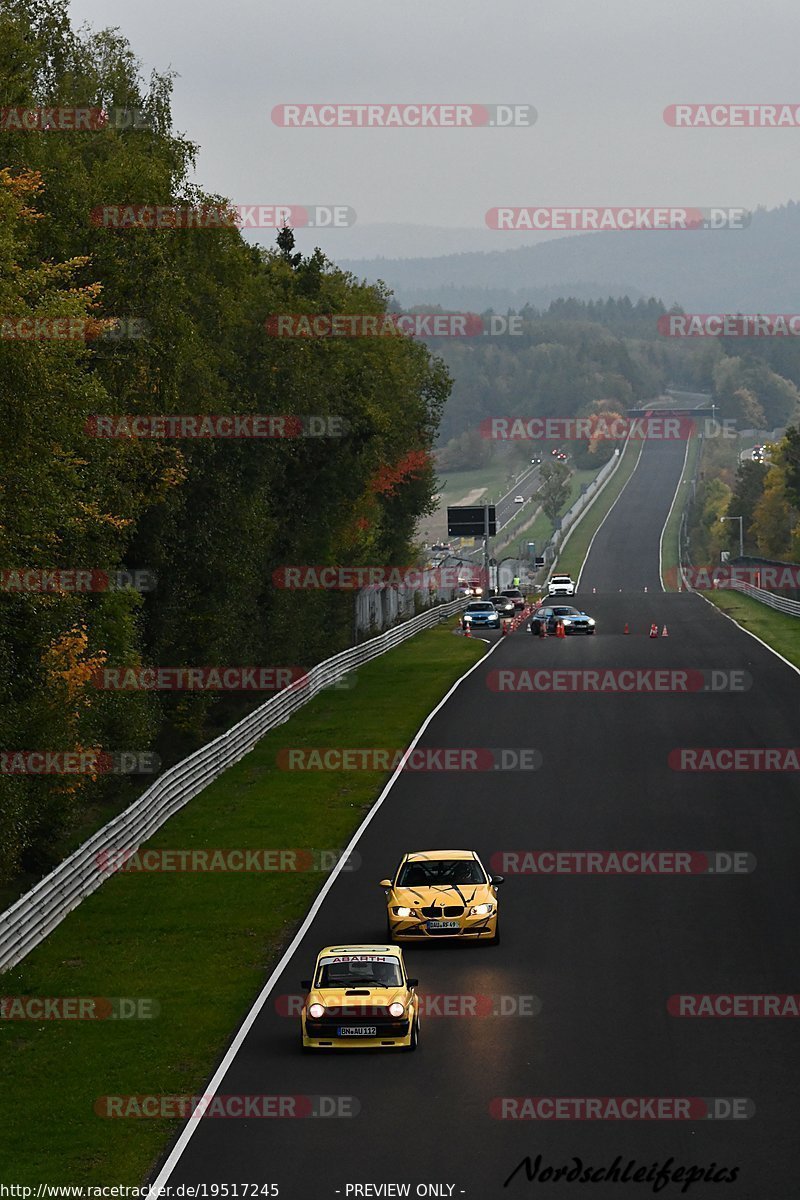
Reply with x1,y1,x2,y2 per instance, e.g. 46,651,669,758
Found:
427,920,459,930
337,1025,376,1037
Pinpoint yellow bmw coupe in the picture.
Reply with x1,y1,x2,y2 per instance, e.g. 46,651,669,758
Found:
300,944,420,1050
380,849,503,944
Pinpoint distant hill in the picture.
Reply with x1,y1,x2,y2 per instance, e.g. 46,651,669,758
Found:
338,204,800,312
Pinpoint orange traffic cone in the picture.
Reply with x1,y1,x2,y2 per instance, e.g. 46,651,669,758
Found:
661,625,669,637
556,620,566,639
464,624,471,638
649,623,658,638
623,623,629,635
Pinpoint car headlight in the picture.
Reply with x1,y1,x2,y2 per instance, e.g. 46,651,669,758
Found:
587,617,595,625
388,1002,405,1017
470,903,494,916
393,906,416,917
463,615,472,622
308,1003,325,1019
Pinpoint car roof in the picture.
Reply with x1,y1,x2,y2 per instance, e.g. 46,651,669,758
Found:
403,849,476,861
318,944,404,959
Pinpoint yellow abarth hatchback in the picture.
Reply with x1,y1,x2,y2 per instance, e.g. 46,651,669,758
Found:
380,849,504,944
300,944,420,1051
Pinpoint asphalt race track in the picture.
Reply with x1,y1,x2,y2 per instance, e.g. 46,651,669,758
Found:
153,434,800,1198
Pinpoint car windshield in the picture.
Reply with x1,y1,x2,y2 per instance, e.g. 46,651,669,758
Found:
316,956,403,988
467,602,494,611
396,858,486,887
552,606,579,616
501,590,522,598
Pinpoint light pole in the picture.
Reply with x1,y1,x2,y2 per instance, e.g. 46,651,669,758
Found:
720,515,744,559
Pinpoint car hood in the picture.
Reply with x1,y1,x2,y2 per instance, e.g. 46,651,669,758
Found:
307,987,408,1009
391,883,493,906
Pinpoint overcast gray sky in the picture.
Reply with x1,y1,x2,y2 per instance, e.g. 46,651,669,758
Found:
69,0,800,258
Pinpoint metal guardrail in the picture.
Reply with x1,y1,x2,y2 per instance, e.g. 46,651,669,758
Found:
718,577,800,616
0,596,467,974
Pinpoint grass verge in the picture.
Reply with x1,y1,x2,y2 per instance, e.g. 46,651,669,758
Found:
701,589,800,669
0,623,484,1185
493,466,604,557
554,441,644,579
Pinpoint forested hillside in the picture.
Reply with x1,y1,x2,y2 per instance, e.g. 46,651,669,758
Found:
0,1,449,882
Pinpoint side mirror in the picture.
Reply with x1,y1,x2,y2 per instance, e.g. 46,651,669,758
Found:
406,978,419,988
300,979,312,989
491,875,505,886
379,879,392,888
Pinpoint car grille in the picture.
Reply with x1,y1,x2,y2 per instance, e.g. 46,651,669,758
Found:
421,905,464,917
307,1009,409,1036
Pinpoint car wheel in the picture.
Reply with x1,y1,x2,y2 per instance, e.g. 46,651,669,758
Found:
404,1014,420,1052
386,916,395,943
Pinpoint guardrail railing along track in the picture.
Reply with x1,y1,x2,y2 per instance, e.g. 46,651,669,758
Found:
0,597,467,974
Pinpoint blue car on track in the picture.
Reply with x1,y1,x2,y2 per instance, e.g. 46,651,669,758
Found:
461,601,502,631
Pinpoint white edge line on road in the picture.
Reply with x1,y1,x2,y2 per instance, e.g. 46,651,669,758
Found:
575,439,643,592
658,436,691,593
694,589,800,679
150,633,506,1191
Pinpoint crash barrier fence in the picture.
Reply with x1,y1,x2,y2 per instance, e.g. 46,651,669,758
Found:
0,596,468,974
534,439,632,583
679,520,800,616
354,584,458,635
718,577,800,616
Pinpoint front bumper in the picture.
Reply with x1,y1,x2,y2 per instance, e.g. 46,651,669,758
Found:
389,911,497,941
302,1016,414,1049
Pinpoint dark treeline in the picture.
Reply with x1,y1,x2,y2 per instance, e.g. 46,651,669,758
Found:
0,2,449,881
429,296,800,465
